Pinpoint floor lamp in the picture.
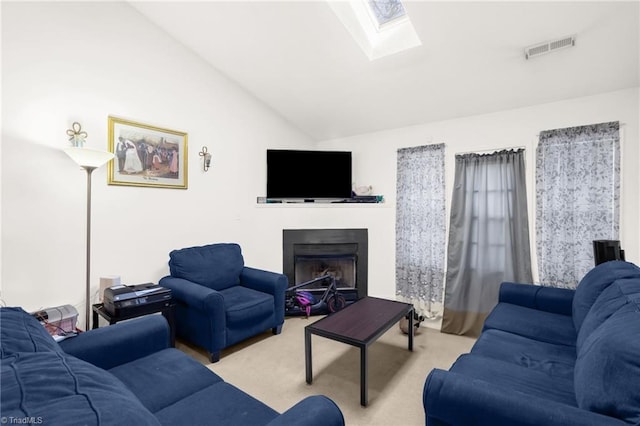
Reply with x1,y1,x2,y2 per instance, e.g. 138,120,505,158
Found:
64,146,114,330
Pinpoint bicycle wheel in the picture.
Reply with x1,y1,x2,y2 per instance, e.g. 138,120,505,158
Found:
327,294,346,313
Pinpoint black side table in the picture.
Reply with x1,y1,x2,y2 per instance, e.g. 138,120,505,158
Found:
92,302,176,347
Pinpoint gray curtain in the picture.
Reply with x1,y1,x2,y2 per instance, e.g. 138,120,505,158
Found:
396,144,446,319
442,149,533,336
536,122,620,288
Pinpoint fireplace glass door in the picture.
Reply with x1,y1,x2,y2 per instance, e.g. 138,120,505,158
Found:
294,254,356,290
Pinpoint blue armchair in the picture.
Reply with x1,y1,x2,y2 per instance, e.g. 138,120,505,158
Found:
159,243,287,362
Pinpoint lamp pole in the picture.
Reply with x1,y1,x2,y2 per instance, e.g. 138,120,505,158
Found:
83,166,97,331
64,123,114,330
64,144,113,331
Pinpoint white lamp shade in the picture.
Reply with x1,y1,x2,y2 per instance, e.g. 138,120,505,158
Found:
64,147,114,168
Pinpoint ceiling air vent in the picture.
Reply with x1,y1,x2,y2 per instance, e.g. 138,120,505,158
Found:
525,35,575,59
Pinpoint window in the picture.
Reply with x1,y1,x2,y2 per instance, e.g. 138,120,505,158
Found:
366,0,407,29
327,0,421,60
442,149,532,336
536,122,620,288
396,144,446,319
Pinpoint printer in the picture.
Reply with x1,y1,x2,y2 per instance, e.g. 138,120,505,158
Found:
103,283,172,317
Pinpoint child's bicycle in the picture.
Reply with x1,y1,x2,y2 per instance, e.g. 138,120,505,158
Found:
285,274,347,317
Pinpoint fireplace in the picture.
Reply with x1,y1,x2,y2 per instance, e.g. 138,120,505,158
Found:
283,229,368,301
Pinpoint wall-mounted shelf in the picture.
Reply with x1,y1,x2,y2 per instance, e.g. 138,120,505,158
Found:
255,202,391,208
255,196,390,209
257,196,384,205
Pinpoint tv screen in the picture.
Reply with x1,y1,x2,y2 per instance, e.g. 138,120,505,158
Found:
267,149,352,199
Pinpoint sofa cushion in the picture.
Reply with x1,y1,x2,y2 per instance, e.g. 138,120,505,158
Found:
169,243,244,291
155,381,279,425
221,285,275,326
576,278,640,351
482,303,576,346
1,351,159,426
450,354,577,406
471,329,576,379
572,261,640,331
109,348,223,413
0,307,63,357
574,301,640,423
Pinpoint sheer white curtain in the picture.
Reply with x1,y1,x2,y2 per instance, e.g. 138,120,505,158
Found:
395,144,446,319
442,149,533,336
536,122,620,288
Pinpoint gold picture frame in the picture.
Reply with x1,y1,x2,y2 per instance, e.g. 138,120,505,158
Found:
108,116,188,189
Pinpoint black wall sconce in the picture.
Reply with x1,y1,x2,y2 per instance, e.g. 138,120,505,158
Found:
199,146,212,172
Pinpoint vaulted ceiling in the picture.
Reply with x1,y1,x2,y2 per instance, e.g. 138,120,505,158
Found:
131,1,640,141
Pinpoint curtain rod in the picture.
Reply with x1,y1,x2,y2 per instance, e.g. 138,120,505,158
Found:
534,122,626,137
455,123,627,155
455,146,526,156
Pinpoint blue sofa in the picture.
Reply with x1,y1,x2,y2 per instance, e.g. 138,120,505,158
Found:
160,243,287,362
0,307,344,426
423,260,640,426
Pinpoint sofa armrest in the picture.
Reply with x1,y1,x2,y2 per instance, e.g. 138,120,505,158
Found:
265,395,345,426
159,276,225,315
241,267,288,296
424,369,625,426
241,267,287,324
59,315,169,370
499,282,575,315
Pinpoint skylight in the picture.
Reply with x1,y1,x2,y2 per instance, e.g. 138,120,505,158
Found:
328,0,421,60
366,0,407,29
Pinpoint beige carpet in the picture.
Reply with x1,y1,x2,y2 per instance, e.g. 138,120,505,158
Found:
176,316,476,426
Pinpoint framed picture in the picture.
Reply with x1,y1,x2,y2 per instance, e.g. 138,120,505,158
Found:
107,116,188,189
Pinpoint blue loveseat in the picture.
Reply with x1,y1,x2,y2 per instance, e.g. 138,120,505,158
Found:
0,307,344,426
423,260,640,425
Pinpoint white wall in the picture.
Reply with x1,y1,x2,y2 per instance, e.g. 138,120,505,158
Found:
318,87,640,302
0,2,316,326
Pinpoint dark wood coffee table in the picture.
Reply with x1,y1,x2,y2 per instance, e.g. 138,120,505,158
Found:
305,296,414,406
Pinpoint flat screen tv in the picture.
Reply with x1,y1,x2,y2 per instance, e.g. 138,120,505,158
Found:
267,149,352,200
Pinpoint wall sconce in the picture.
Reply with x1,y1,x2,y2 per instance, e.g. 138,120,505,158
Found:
66,122,88,147
199,146,212,172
